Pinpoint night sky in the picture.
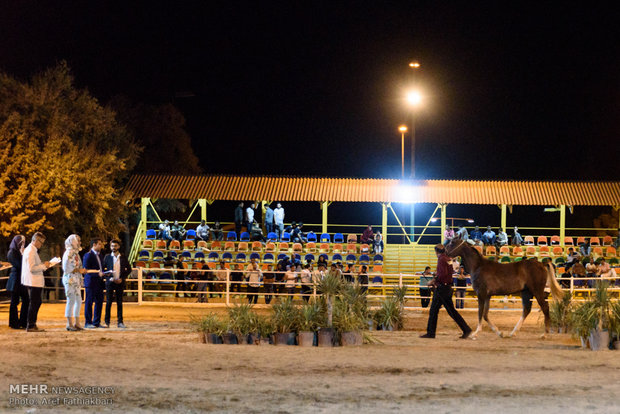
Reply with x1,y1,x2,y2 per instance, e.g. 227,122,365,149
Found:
1,3,619,183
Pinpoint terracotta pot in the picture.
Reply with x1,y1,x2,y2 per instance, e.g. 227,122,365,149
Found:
341,331,363,346
318,328,334,347
298,331,315,347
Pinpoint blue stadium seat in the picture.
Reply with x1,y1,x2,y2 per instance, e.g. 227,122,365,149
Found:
277,253,288,261
207,252,219,262
334,233,344,243
240,232,250,241
304,254,315,264
227,231,237,241
307,232,317,242
346,254,357,265
373,254,383,264
138,250,150,260
319,253,329,262
152,250,165,260
194,251,205,261
320,233,331,243
267,232,278,240
294,253,301,262
281,232,291,242
168,251,178,259
371,275,383,284
359,254,370,265
185,229,197,240
249,252,261,262
235,253,247,263
180,250,192,261
146,229,157,240
332,253,343,263
263,253,275,263
222,252,233,262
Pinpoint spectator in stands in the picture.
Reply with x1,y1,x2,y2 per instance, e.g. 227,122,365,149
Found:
470,226,483,245
454,265,468,309
313,263,325,284
7,235,28,330
344,264,355,283
284,265,297,298
326,263,342,280
373,231,384,254
565,247,580,270
196,264,210,303
597,258,616,279
234,202,244,236
614,230,620,249
274,203,285,240
246,261,262,304
230,263,244,294
482,226,496,245
275,262,287,297
196,220,210,241
245,203,256,233
171,220,186,241
61,235,86,331
361,225,374,245
455,225,469,241
214,261,229,295
250,222,266,242
211,221,223,241
443,225,455,246
263,264,275,304
357,265,369,294
291,222,307,243
316,255,328,269
496,228,508,247
159,220,172,241
418,266,433,308
585,257,598,288
579,239,591,257
300,264,313,302
512,226,523,246
264,204,274,236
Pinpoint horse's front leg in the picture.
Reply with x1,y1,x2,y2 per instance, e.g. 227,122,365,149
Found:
470,297,484,339
483,297,503,337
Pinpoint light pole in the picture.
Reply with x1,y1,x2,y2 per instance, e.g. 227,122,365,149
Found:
406,61,421,242
398,125,407,178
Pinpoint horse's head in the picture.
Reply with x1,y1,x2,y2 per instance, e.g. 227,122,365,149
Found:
445,238,468,257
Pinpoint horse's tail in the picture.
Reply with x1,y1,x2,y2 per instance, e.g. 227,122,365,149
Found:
546,262,564,301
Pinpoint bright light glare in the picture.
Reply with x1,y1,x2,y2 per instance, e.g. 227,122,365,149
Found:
430,217,439,223
406,91,422,106
398,125,408,133
409,61,420,68
395,185,420,204
467,219,475,223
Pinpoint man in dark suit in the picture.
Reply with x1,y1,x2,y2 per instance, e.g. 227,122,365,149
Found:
103,239,132,329
83,238,105,328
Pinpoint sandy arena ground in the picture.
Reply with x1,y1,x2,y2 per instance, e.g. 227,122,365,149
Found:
0,302,619,413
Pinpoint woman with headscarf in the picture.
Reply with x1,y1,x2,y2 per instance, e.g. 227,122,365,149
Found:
7,235,28,329
62,234,87,331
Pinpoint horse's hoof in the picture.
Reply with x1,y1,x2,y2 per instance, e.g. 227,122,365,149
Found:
498,332,504,338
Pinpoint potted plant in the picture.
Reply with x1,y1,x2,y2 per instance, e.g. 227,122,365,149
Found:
333,299,366,346
570,281,613,350
221,318,238,344
375,297,402,331
189,314,209,343
272,298,299,345
298,300,324,347
549,291,573,333
228,303,256,345
256,315,275,345
316,273,344,347
610,301,620,350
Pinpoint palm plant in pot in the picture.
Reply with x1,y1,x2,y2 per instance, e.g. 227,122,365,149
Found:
272,298,299,345
298,299,325,347
316,273,344,346
549,291,573,334
374,297,402,331
570,281,613,350
228,303,256,345
255,315,275,345
333,298,367,346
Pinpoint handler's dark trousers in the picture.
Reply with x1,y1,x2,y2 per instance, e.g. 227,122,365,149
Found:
425,285,470,337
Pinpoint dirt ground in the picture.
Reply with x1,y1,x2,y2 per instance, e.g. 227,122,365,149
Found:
0,302,619,413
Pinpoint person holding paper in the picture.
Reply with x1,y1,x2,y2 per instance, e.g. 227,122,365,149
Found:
103,239,132,328
83,239,105,328
22,232,58,332
62,234,87,331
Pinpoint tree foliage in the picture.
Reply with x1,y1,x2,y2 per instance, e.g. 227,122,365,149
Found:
0,62,141,244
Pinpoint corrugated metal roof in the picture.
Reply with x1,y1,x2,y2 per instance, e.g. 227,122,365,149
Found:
123,175,620,206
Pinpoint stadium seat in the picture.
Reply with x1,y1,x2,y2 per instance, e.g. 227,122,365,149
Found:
576,236,586,246
278,242,289,252
156,240,167,250
360,244,370,253
238,242,249,252
307,232,317,242
207,252,219,262
152,250,165,261
550,236,560,245
500,256,511,263
293,243,303,253
512,246,524,256
185,229,196,240
609,257,619,265
249,252,261,262
346,243,357,254
183,240,195,250
240,232,250,242
194,251,205,261
332,253,343,263
485,246,497,256
281,232,291,242
319,243,330,253
590,237,601,246
227,231,237,241
169,240,181,251
513,257,524,262
554,257,565,265
523,236,534,246
333,243,343,253
606,246,617,257
251,241,262,252
564,237,574,246
209,240,221,251
224,241,235,251
138,250,151,260
304,253,315,264
277,253,288,261
346,254,357,265
267,232,278,240
235,253,247,263
347,234,357,244
539,246,550,257
222,252,233,262
135,261,147,268
318,253,329,262
592,246,603,257
306,242,317,253
263,253,275,263
142,240,154,250
168,251,178,259
334,233,344,243
359,254,370,265
265,242,276,252
473,245,483,255
525,246,537,257
537,236,548,246
293,253,301,262
373,254,383,264
499,246,510,256
320,233,331,243
371,275,383,284
146,229,157,240
603,236,613,246
551,246,564,257
180,250,192,261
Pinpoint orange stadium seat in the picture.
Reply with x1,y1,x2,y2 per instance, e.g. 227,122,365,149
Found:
606,246,617,257
523,236,535,246
525,246,537,257
169,240,181,251
603,236,613,246
576,237,586,246
319,243,330,253
537,236,548,246
550,236,560,245
333,243,343,253
278,242,289,252
183,240,195,250
347,234,358,244
156,240,167,250
360,243,370,253
306,242,317,253
590,237,600,246
592,246,603,257
293,243,303,253
224,241,235,251
265,242,276,252
473,245,483,255
512,246,524,256
564,237,574,246
237,242,249,252
198,240,210,250
346,243,357,254
142,240,154,250
499,246,511,256
251,241,262,252
485,246,497,256
551,246,564,257
539,246,550,257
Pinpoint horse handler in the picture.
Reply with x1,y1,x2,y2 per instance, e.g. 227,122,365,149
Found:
420,244,472,339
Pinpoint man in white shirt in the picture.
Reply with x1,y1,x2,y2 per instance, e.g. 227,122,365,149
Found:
245,203,255,233
300,264,313,302
273,203,285,240
196,220,210,241
496,228,508,246
22,232,56,332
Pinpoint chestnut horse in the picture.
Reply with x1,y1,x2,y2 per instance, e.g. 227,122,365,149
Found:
445,239,564,338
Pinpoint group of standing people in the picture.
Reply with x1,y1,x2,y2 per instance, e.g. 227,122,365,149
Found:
6,233,131,332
